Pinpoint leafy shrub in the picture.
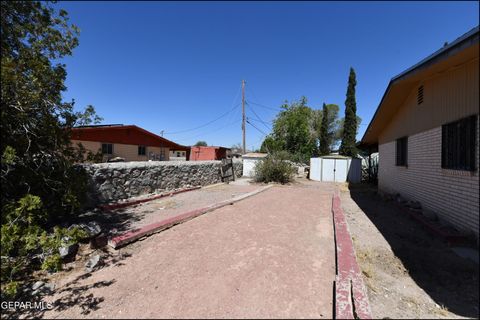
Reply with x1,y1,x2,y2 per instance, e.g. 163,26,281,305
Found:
41,255,63,273
253,153,296,184
3,281,19,299
1,195,87,298
291,152,311,165
272,150,293,161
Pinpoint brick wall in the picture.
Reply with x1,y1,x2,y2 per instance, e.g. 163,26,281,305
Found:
378,121,479,239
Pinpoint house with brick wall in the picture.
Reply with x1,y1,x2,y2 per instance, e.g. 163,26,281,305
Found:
71,124,190,162
361,26,479,240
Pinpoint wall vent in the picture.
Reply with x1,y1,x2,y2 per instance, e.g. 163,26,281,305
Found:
417,85,424,105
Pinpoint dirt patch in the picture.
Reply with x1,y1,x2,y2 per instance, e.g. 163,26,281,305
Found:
1,243,134,320
148,199,181,211
76,181,263,237
341,184,479,319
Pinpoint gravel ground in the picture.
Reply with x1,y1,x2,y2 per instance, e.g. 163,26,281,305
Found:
91,181,263,235
29,183,336,319
340,183,479,319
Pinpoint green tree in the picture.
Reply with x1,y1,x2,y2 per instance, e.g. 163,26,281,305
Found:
259,97,349,161
319,103,330,155
324,104,341,149
335,115,362,148
194,141,208,146
259,135,282,153
312,104,341,151
269,97,317,163
339,67,358,156
1,1,101,292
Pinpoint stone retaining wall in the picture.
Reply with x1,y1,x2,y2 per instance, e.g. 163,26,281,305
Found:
82,160,243,204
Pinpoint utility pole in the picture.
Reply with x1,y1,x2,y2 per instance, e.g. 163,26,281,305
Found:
242,79,246,154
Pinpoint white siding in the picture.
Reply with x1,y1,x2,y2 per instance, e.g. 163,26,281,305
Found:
243,158,260,177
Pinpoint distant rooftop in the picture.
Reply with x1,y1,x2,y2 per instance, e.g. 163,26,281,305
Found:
190,145,231,149
74,124,124,128
71,124,189,150
243,152,268,158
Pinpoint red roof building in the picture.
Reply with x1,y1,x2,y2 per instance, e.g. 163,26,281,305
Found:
70,124,189,162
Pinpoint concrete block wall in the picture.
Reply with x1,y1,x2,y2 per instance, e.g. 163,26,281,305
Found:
82,160,243,204
378,122,479,239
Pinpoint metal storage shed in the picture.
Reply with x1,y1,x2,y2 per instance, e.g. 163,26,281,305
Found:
309,156,361,183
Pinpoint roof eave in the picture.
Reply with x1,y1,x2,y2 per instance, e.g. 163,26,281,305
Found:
361,26,480,145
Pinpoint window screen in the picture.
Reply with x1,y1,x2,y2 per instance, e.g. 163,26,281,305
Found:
442,115,476,171
102,143,113,155
396,137,408,166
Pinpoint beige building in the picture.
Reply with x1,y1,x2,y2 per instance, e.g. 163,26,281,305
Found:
169,150,187,161
71,124,189,162
361,27,479,240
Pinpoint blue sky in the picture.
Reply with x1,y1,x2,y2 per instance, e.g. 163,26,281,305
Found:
58,1,479,149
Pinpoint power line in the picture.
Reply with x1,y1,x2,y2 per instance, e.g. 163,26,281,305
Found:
164,103,240,135
247,116,271,127
246,85,278,110
247,100,283,112
242,80,246,154
174,118,242,142
164,84,242,135
226,93,242,125
246,101,272,131
244,84,277,151
246,119,268,137
245,83,283,112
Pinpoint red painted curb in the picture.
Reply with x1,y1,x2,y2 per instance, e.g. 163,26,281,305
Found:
108,206,211,249
335,275,354,319
108,185,273,249
332,192,372,320
99,186,202,211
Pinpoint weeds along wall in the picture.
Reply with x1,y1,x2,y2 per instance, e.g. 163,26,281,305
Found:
80,160,243,205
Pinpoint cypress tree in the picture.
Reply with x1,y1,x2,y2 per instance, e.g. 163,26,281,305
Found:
339,67,358,156
319,103,330,155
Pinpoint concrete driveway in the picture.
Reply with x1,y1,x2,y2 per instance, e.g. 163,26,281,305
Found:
42,182,336,319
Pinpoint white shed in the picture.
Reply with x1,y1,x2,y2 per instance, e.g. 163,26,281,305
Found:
242,153,268,177
310,156,362,183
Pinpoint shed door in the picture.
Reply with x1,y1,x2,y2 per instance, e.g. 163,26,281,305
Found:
334,159,348,182
322,159,336,182
309,158,321,181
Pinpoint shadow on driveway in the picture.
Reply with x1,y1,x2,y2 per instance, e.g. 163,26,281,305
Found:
2,251,131,320
348,184,479,318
